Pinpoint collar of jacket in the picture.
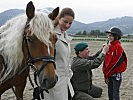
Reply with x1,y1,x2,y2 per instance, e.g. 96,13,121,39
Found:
110,40,120,45
54,25,72,44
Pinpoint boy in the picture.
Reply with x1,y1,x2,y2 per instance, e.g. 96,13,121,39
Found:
103,27,127,100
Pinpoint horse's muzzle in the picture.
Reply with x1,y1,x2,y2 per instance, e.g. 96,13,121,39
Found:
40,74,58,89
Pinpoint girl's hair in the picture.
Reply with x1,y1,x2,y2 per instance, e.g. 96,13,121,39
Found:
59,7,75,19
54,8,75,27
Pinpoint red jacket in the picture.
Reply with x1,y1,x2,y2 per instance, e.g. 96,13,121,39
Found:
102,40,127,79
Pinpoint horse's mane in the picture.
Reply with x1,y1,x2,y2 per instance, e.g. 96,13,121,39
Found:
0,12,54,83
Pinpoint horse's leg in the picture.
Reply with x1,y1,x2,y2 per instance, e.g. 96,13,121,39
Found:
0,80,13,99
0,55,12,98
15,79,27,100
0,95,2,100
14,68,29,100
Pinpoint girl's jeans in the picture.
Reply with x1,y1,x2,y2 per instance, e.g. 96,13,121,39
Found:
108,76,122,100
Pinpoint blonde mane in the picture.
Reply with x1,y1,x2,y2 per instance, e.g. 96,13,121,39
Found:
0,12,54,84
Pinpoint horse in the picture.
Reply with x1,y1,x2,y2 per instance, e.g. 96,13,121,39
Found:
0,1,59,99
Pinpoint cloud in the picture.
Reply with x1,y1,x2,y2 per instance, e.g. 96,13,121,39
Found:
0,0,133,23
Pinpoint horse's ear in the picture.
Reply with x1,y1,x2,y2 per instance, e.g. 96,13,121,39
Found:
48,7,59,20
26,1,35,19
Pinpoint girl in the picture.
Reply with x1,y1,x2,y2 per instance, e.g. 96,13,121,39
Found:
44,7,75,100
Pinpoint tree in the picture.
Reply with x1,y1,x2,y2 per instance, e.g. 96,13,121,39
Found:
90,30,100,37
82,30,87,35
76,31,82,35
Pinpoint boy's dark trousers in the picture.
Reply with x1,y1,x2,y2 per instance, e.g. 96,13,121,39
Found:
108,76,122,100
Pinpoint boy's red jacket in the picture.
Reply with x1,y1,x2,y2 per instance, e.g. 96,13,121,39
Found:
102,40,127,79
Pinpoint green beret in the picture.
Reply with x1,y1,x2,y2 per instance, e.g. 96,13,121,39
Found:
74,42,88,51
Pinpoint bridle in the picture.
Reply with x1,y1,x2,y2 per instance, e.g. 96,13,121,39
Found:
21,20,57,99
23,20,56,75
10,20,57,100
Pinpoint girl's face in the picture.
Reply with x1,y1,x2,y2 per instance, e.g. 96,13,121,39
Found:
58,15,74,32
107,33,115,42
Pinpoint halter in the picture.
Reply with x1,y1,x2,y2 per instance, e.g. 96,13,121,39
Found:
23,20,56,75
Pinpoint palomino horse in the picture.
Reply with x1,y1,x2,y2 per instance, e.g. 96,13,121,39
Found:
0,1,59,99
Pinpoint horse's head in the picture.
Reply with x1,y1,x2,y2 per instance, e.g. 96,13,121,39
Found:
23,1,59,89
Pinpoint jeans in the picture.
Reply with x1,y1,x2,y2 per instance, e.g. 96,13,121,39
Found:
108,76,122,100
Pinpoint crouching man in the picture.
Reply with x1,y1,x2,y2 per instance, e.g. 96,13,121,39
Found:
71,42,109,100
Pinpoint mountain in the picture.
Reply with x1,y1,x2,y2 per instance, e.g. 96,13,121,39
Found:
68,16,133,34
0,7,55,26
0,9,25,26
0,9,133,34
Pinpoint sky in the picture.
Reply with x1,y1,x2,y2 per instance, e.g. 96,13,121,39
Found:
0,0,133,24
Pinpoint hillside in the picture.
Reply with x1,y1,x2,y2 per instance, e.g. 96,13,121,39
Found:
0,9,133,34
0,9,25,26
69,16,133,34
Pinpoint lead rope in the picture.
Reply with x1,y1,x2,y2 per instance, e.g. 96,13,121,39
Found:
27,63,42,100
11,87,23,100
11,20,32,100
28,64,49,100
32,72,44,100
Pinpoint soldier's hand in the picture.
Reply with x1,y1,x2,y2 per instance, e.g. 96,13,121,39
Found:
102,44,109,54
105,78,109,84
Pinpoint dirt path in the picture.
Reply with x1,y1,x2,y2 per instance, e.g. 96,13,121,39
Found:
1,41,133,100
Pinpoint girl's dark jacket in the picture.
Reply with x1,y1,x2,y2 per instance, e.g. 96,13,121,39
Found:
71,50,105,93
102,40,127,79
